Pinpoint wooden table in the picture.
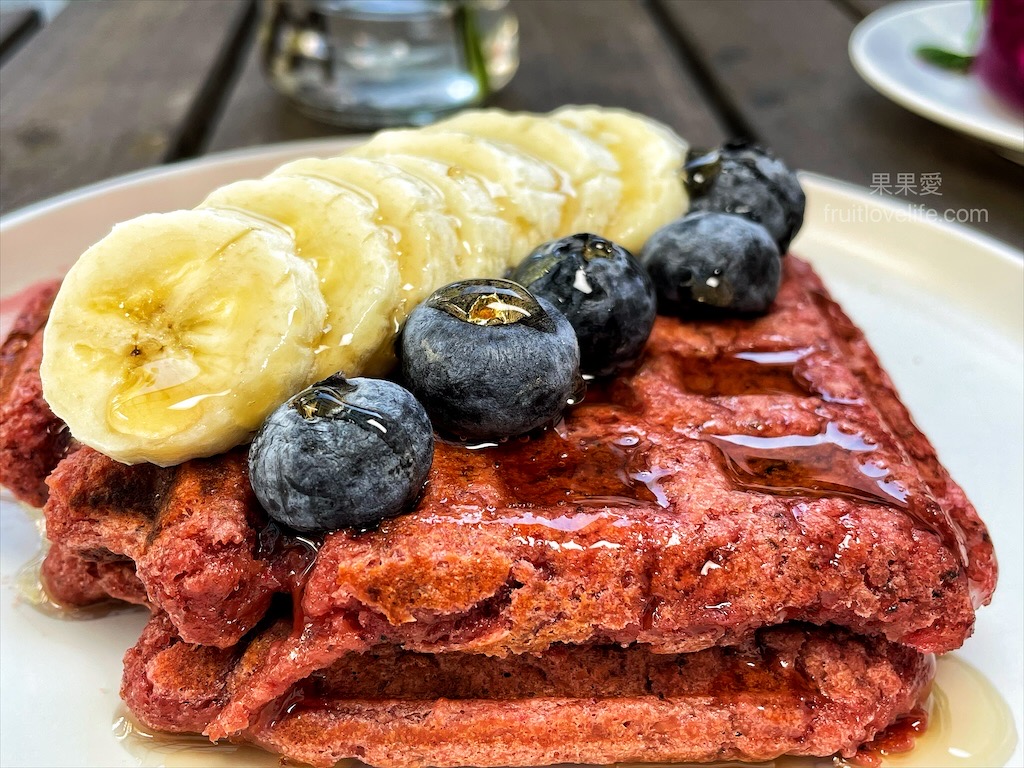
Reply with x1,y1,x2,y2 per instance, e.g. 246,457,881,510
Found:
1,0,1021,249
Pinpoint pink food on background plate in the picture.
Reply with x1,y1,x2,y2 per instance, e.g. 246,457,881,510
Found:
975,0,1024,109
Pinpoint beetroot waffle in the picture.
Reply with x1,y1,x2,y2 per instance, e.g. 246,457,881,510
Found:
123,610,933,768
0,280,71,507
0,256,997,766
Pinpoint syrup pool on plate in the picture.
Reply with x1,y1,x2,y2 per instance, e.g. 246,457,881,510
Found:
14,537,142,621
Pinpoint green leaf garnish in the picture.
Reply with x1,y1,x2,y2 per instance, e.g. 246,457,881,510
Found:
914,0,987,74
916,45,976,74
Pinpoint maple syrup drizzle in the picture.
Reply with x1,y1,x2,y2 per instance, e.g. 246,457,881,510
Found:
487,431,674,510
113,710,321,767
257,521,320,635
706,421,908,509
574,375,647,412
851,707,930,767
705,422,968,566
662,337,967,562
672,347,815,397
848,655,1018,768
12,513,140,621
429,355,964,564
432,508,618,531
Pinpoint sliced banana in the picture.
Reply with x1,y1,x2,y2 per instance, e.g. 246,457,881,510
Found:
199,174,402,381
551,106,688,253
41,107,692,467
364,153,513,279
40,208,327,466
352,129,567,266
269,157,460,310
431,109,623,236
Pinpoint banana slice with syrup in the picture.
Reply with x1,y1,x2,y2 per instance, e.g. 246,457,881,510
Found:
428,109,623,236
351,129,567,265
551,106,688,253
361,153,514,279
270,157,461,313
200,174,403,381
40,208,327,466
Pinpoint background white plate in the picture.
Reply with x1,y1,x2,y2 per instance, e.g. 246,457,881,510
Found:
0,143,1021,767
850,0,1024,157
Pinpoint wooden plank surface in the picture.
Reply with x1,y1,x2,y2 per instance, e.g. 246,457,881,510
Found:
659,0,1024,247
206,0,726,151
841,0,897,18
0,0,252,215
0,8,40,65
494,0,724,146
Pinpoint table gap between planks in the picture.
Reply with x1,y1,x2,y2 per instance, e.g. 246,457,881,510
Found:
0,0,1020,248
0,6,40,65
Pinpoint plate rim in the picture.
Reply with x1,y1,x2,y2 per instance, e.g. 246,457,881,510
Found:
0,140,1019,274
849,0,1024,154
798,170,1022,271
0,138,1021,767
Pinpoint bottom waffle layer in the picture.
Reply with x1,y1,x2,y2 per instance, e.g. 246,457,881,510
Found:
123,612,933,768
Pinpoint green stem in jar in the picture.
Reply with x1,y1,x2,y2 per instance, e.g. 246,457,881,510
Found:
454,1,491,100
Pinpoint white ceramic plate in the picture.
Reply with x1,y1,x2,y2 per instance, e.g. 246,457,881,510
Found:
0,144,1021,767
849,0,1024,157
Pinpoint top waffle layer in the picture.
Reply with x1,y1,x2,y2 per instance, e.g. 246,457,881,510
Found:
1,258,997,712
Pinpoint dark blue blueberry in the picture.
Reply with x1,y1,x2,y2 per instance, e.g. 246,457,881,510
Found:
400,279,581,440
248,374,433,532
509,233,656,377
686,142,805,252
640,211,781,315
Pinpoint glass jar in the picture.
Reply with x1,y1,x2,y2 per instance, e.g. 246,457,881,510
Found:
260,0,519,128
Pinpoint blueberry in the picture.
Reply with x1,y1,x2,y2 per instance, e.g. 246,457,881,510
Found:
509,233,656,377
640,212,781,315
400,279,581,440
248,374,433,532
686,142,805,252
